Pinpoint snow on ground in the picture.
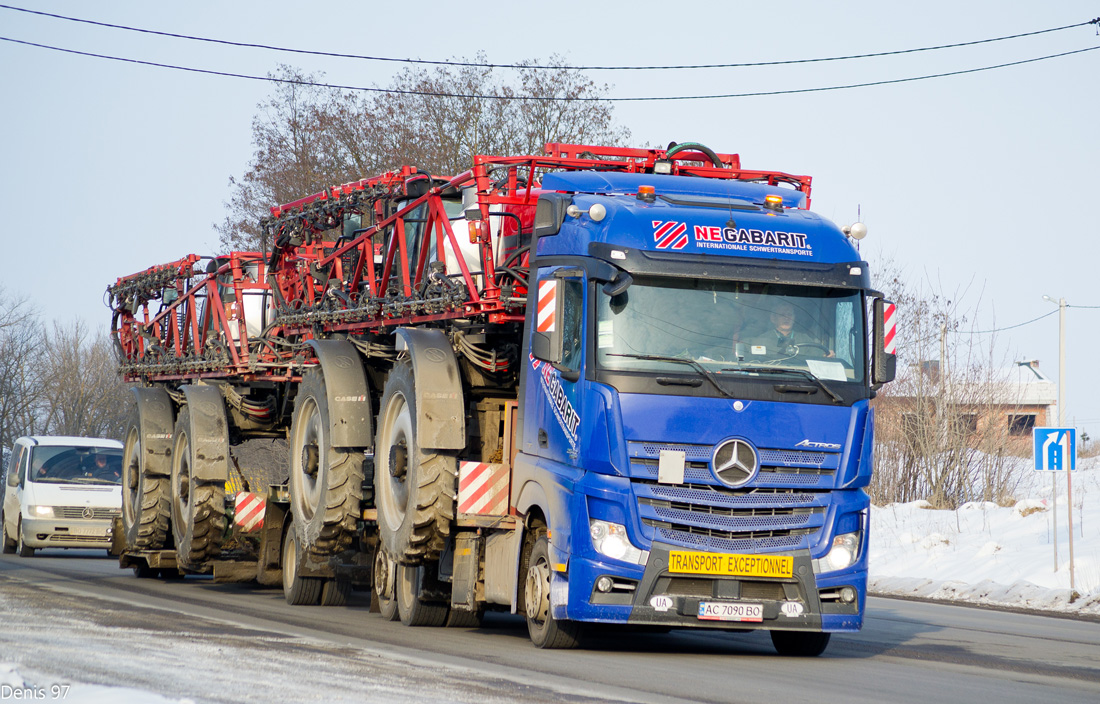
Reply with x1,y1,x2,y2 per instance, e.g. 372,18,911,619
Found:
869,455,1100,616
0,663,184,704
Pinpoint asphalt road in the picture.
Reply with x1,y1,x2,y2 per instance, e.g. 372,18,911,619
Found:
2,550,1098,704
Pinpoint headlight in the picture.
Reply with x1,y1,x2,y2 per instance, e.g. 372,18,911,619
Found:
813,531,861,573
589,519,648,565
30,505,55,518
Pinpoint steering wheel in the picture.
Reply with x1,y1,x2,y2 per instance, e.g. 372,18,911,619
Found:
793,342,831,356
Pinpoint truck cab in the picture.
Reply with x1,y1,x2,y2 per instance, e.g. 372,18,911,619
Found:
514,169,894,652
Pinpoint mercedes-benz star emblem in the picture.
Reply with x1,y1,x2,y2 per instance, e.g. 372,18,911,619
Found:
82,507,95,520
712,439,759,488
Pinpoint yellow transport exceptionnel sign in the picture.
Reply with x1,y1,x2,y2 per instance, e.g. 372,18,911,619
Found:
668,550,793,579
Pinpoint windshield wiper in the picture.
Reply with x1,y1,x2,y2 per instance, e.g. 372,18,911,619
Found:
607,353,737,399
720,364,844,404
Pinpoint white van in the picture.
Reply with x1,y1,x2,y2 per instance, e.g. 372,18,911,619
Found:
2,436,123,556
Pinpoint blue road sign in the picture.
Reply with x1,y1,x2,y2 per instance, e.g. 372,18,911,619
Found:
1033,427,1077,471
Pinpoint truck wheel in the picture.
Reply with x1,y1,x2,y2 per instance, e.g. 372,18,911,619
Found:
288,368,363,557
770,630,831,657
445,607,483,628
121,404,172,550
170,406,226,567
282,527,322,605
320,579,351,606
373,548,399,621
396,564,448,627
16,520,34,557
524,532,581,649
132,563,157,579
2,511,15,554
374,361,456,564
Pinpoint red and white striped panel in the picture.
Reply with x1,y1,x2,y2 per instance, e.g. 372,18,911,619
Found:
537,280,557,333
234,491,266,532
883,301,897,355
457,462,510,516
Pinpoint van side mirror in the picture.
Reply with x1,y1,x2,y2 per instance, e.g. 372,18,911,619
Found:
6,469,19,488
872,298,897,386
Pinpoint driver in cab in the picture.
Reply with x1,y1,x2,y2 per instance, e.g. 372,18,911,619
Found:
746,300,833,358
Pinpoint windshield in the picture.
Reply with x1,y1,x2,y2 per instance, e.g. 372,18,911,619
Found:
29,446,123,485
596,277,865,383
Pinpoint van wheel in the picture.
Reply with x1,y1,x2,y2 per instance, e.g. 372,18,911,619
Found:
2,512,15,554
16,520,34,557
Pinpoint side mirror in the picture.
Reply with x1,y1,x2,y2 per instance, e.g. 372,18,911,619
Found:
531,279,564,365
872,298,897,386
6,469,19,488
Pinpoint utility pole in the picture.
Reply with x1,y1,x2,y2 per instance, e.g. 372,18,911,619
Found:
1044,295,1075,591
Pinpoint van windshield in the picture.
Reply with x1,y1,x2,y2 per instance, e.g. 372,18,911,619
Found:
30,446,123,485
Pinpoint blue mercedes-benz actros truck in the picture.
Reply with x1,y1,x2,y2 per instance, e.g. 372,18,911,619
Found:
112,142,896,656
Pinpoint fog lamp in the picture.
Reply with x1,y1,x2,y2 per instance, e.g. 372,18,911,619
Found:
596,576,614,593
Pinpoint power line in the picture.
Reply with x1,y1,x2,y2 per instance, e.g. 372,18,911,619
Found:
968,309,1057,334
0,3,1096,71
2,35,1098,102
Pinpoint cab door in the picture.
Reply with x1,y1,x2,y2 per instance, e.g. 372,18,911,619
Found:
523,267,586,467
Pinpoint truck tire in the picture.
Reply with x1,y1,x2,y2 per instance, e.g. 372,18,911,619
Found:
445,607,483,628
396,564,448,627
121,405,172,550
524,531,581,649
374,361,457,564
170,406,227,567
770,630,831,657
319,579,351,607
373,548,399,621
288,368,364,557
282,526,322,605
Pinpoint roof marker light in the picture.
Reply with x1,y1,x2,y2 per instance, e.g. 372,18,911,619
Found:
764,194,784,212
637,185,656,203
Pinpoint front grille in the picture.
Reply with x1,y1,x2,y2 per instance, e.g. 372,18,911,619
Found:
629,439,839,553
49,534,110,543
55,507,120,520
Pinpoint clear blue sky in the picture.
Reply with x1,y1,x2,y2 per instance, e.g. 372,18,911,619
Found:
1,1,1098,438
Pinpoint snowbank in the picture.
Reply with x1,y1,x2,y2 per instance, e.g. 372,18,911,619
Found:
869,455,1100,616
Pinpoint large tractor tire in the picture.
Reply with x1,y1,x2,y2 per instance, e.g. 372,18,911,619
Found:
524,530,582,649
396,564,448,627
288,368,364,557
374,361,457,564
170,406,227,567
121,393,173,550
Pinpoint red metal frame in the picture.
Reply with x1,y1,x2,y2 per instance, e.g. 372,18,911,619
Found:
111,143,813,384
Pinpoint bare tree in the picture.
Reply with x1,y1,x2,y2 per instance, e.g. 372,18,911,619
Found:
37,320,130,441
216,56,631,252
870,265,1026,508
0,288,42,465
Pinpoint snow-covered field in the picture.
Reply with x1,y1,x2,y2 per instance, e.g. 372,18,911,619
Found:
870,455,1100,616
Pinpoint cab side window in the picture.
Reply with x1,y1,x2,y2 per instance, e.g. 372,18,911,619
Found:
560,279,584,372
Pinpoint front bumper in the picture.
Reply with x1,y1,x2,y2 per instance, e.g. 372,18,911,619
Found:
22,517,115,549
560,542,864,633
